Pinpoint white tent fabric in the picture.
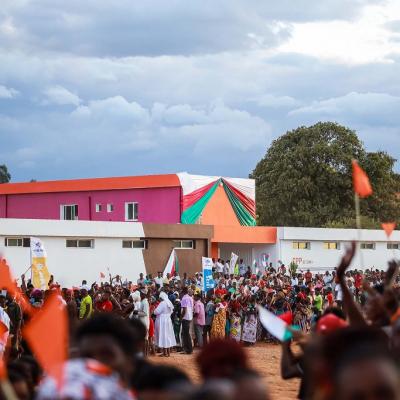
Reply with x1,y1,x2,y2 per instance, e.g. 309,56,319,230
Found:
177,172,255,200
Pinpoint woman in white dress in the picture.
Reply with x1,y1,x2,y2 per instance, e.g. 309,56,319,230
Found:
154,291,176,357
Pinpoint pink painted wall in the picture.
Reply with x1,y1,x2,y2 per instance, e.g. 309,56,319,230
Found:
2,187,181,224
0,195,6,218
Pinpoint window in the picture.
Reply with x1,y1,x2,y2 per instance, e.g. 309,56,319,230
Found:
5,237,30,247
292,241,311,250
66,239,94,248
107,204,114,213
173,240,194,249
323,242,340,250
387,243,400,250
122,240,147,249
125,202,138,221
61,205,78,220
360,242,375,250
95,204,102,212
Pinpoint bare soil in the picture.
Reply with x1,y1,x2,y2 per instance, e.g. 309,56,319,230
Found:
153,343,299,400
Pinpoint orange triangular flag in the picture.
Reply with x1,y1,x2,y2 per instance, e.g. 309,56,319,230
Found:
0,259,32,315
352,160,373,198
382,222,396,238
23,293,68,389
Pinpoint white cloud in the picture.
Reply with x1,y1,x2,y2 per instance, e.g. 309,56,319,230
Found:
289,92,400,126
43,85,81,106
0,84,18,98
279,1,400,64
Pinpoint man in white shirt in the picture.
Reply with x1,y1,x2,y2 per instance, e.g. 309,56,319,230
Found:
216,259,224,274
223,261,230,276
154,272,164,287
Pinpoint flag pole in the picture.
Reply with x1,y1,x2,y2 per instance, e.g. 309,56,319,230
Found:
354,193,364,269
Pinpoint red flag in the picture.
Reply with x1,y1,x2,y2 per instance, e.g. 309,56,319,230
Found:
100,272,105,279
278,311,293,325
352,160,373,198
23,293,68,389
382,222,396,238
0,259,32,315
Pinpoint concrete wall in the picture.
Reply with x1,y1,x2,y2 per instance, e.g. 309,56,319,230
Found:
0,187,181,224
277,227,400,272
0,218,213,286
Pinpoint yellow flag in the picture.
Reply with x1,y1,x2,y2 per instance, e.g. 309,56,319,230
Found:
32,257,50,290
30,237,50,289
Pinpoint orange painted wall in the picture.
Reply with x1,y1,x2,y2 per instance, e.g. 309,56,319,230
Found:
213,225,277,244
201,184,241,226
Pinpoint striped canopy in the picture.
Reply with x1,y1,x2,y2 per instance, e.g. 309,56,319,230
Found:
177,173,256,226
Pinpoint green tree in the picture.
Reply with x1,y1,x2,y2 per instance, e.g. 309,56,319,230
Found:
251,122,400,227
0,164,11,183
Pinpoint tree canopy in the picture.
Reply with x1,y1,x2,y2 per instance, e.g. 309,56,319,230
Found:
251,122,400,228
0,164,11,184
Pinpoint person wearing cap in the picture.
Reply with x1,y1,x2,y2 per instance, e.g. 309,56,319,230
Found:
79,286,93,320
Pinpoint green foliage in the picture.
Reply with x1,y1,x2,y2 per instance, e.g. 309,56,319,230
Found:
251,122,400,227
0,165,11,183
289,261,298,276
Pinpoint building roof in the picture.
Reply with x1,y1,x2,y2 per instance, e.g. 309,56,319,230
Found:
0,174,181,195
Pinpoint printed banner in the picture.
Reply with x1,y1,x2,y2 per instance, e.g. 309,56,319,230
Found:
30,237,50,290
202,257,215,292
230,252,238,275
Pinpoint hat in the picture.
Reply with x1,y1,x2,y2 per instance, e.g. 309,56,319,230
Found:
316,313,348,334
80,285,90,291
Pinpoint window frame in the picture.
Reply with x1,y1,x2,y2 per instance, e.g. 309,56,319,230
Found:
292,241,311,250
173,240,194,249
66,239,94,248
125,202,138,221
387,243,399,250
360,242,376,250
107,204,114,213
122,239,147,249
60,204,79,220
323,242,340,250
95,204,102,213
4,237,31,247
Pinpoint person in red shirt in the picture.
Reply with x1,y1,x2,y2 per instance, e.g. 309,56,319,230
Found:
95,290,113,313
214,283,227,299
326,288,334,307
305,270,312,284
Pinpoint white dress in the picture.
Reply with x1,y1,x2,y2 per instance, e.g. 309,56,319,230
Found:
154,300,177,349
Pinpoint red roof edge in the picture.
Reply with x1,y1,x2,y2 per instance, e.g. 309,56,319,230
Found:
0,174,180,195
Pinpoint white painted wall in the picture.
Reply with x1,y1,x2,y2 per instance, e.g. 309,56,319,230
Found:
277,227,400,272
219,243,276,269
0,218,146,287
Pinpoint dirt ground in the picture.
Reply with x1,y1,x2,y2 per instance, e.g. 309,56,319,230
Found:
154,343,299,400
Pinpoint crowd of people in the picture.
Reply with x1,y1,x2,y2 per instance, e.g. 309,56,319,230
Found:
1,242,400,399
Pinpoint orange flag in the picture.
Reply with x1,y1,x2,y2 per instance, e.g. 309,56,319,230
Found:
352,160,373,198
23,293,68,389
382,222,396,238
100,272,105,279
0,259,32,315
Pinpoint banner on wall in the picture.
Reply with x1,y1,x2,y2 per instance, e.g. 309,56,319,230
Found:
202,257,215,292
30,237,51,290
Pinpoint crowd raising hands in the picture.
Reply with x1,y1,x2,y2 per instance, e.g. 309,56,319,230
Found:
0,244,400,399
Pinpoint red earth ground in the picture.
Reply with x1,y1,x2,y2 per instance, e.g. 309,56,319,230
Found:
154,342,299,400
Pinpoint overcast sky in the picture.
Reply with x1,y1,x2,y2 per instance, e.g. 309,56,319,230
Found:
1,0,400,182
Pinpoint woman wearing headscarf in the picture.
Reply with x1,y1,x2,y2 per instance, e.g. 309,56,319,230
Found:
154,291,176,357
